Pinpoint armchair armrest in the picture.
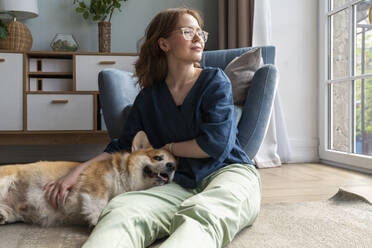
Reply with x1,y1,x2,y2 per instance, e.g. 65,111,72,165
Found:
98,69,139,139
237,64,279,159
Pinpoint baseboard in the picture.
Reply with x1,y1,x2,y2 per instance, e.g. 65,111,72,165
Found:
320,159,372,175
0,144,106,164
287,138,320,163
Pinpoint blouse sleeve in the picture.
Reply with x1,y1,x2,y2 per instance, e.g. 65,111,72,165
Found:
104,92,143,154
195,69,237,162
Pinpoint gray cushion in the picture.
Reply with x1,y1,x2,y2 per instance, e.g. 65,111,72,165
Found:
98,69,140,139
224,48,263,105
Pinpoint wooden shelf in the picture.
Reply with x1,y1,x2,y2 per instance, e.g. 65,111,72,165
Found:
0,50,138,56
0,131,109,145
26,91,99,94
28,72,73,77
27,50,137,56
0,130,108,134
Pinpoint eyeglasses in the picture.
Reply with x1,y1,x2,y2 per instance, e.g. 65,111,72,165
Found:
177,27,209,43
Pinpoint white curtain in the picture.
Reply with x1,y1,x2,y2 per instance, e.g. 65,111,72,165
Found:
252,0,291,167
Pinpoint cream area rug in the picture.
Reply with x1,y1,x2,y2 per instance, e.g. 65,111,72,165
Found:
0,188,371,248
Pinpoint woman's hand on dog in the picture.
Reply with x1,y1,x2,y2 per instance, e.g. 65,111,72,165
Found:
44,167,82,209
43,153,112,209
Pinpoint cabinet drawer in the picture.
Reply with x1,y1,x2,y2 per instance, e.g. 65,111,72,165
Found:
0,53,23,131
75,55,138,91
27,94,94,131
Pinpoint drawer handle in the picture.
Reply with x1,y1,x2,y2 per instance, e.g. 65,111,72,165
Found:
0,58,5,62
99,61,116,65
51,100,69,104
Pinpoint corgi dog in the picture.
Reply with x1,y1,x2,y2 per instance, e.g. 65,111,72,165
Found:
0,131,176,227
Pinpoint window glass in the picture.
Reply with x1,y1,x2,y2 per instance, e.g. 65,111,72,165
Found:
330,81,352,152
331,8,350,79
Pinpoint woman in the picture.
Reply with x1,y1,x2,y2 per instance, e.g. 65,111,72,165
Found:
44,8,261,248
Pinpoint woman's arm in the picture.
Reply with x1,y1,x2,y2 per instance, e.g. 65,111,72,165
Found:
163,139,210,158
191,69,236,162
163,70,236,160
44,152,112,209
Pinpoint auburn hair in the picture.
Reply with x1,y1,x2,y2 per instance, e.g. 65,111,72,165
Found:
135,8,203,89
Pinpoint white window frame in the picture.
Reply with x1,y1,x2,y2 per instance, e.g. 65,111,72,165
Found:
318,0,372,173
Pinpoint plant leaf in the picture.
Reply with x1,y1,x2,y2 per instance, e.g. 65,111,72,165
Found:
0,20,8,40
74,0,128,23
0,30,7,40
83,11,89,19
76,7,84,13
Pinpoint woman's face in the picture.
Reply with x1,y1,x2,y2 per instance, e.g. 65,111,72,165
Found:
161,13,205,64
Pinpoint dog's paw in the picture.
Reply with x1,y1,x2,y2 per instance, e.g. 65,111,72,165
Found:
0,211,7,224
88,216,99,227
82,210,99,226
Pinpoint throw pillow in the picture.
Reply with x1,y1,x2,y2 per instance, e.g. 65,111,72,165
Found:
224,48,264,106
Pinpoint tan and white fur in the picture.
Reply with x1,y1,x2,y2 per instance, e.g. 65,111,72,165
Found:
0,131,176,227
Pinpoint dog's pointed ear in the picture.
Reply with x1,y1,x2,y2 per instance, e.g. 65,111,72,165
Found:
132,131,153,152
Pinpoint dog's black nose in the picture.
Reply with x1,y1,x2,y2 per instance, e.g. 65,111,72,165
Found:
166,162,175,171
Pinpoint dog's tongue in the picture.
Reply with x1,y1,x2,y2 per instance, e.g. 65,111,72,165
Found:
158,173,169,183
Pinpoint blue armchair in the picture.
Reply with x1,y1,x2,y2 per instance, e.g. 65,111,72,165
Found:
98,46,278,160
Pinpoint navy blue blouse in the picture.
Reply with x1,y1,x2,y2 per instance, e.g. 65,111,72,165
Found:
104,67,254,189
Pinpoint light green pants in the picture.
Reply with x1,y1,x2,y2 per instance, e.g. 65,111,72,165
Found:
82,163,261,248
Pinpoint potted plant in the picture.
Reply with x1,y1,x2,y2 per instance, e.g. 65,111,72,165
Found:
0,20,9,40
73,0,129,52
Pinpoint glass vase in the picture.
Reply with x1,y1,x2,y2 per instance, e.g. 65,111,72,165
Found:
50,34,78,52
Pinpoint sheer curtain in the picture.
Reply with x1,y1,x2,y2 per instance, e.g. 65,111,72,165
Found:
218,0,291,167
252,0,291,166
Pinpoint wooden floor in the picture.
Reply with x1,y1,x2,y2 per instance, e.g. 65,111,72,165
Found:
260,163,372,204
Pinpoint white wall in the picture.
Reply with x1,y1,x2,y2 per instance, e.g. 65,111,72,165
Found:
25,0,218,52
269,0,319,162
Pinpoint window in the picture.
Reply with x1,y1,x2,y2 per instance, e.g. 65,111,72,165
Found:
319,0,372,172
